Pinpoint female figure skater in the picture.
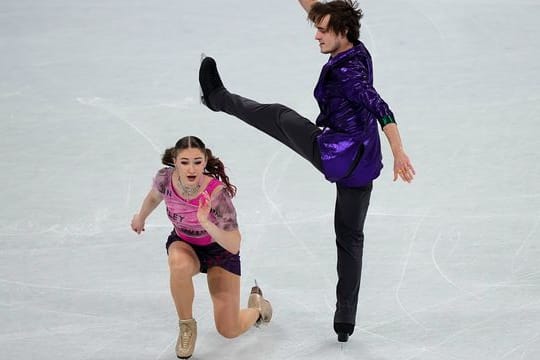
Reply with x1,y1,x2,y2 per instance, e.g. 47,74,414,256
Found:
131,136,272,359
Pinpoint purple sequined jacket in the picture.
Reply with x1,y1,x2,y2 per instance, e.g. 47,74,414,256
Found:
315,41,394,187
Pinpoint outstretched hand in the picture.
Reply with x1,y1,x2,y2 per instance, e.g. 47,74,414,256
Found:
393,151,415,183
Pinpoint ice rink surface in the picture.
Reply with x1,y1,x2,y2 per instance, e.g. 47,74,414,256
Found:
2,0,540,359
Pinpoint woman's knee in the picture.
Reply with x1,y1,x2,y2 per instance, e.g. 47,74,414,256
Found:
168,246,198,275
215,322,240,339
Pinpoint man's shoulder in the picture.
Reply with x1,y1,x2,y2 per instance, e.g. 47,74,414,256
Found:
332,50,370,77
348,41,370,62
331,42,369,68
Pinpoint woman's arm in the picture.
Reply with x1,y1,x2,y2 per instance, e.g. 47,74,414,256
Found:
131,189,163,234
201,220,241,255
197,189,241,254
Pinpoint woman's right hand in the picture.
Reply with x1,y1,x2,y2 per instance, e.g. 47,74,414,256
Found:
131,214,145,234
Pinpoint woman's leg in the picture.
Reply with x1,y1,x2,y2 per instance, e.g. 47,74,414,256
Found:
206,266,260,338
167,241,200,319
168,241,201,359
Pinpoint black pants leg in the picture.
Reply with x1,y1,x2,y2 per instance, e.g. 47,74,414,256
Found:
333,183,372,331
210,89,323,171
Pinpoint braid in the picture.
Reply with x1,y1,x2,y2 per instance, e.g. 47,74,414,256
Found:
204,148,237,197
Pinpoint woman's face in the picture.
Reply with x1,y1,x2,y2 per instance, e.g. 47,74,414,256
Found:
174,147,207,186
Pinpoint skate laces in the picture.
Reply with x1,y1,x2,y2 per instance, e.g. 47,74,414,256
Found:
180,322,193,350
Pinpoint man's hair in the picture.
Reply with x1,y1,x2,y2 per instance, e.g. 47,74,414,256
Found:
308,0,363,43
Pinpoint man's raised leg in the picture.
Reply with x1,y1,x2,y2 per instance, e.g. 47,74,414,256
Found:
199,56,323,171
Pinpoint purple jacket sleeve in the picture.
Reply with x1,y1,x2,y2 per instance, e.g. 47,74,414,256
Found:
337,62,396,128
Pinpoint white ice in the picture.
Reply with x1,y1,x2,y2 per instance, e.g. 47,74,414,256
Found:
1,0,540,359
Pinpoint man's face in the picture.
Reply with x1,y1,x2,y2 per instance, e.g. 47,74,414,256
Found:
314,15,351,56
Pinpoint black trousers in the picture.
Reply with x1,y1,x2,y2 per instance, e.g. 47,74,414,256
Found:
212,89,373,326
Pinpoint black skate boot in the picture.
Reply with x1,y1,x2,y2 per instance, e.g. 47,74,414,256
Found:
334,322,354,342
199,55,225,111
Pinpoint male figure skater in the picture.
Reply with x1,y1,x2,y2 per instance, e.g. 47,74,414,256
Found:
199,0,415,342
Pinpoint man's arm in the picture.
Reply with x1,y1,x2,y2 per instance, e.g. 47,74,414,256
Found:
382,123,415,183
343,71,416,182
298,0,318,13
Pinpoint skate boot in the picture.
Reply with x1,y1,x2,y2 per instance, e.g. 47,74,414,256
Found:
176,318,197,359
248,281,272,327
334,322,354,343
199,55,225,111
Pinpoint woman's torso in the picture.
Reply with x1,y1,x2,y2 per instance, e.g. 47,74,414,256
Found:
153,167,223,246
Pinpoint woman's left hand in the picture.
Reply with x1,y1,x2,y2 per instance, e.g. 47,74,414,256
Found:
197,191,212,225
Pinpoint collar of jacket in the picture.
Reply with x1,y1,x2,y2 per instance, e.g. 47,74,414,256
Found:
326,40,364,67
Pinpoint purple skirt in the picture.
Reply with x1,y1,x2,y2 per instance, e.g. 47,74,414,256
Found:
166,230,241,276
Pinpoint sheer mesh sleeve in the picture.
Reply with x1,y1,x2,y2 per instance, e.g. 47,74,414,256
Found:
211,189,239,231
152,168,171,195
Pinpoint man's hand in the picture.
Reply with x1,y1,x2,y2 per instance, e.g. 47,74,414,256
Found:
393,151,415,183
298,0,318,13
